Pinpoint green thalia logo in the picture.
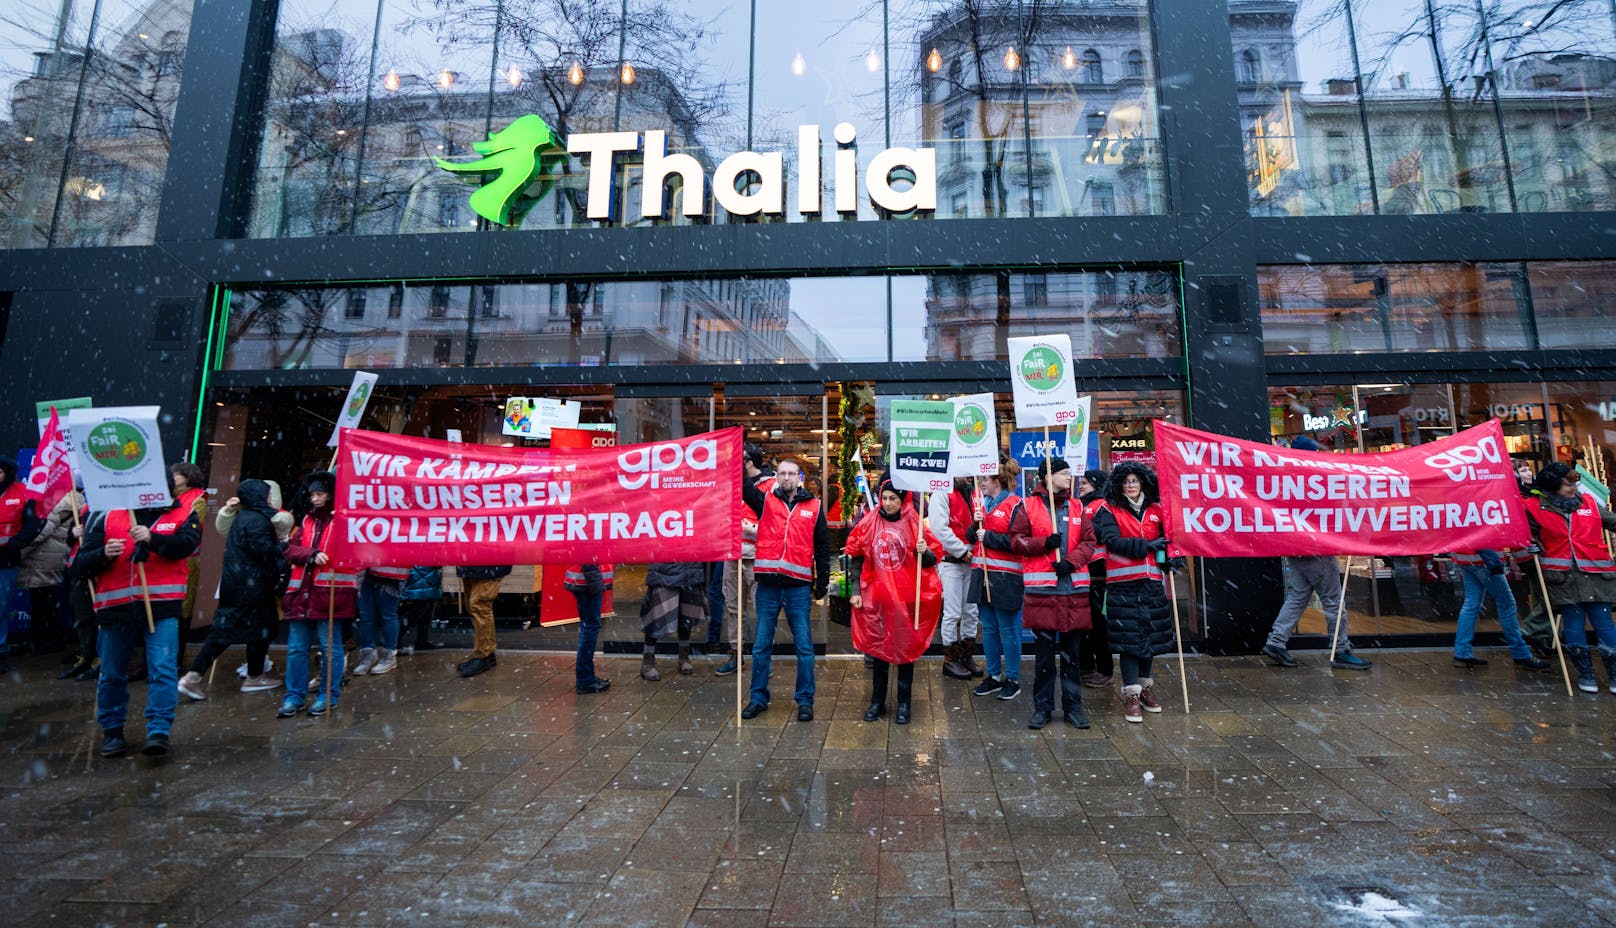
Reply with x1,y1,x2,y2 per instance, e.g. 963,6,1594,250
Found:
434,114,567,225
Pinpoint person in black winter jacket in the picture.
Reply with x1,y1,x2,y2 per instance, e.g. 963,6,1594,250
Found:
640,561,707,680
1076,469,1113,686
1091,461,1175,722
178,480,287,700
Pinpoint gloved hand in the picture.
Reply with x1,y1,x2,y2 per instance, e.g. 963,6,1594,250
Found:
1146,537,1169,553
1044,534,1062,551
1053,560,1077,578
965,525,981,544
1167,556,1186,574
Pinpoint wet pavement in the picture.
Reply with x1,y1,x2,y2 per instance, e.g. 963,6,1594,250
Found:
2,647,1614,928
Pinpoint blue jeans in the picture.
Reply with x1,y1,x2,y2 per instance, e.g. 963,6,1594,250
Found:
750,583,814,707
0,564,17,656
1455,565,1532,659
356,578,401,651
978,603,1023,682
1560,602,1616,650
285,620,345,704
706,562,726,644
574,590,604,685
97,615,179,736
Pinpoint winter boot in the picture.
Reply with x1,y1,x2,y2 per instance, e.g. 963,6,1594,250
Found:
942,641,973,680
1568,646,1598,693
371,648,397,675
1121,684,1144,723
894,668,913,725
1601,648,1616,694
1138,677,1163,713
351,648,378,676
962,637,984,677
677,641,694,676
641,637,661,681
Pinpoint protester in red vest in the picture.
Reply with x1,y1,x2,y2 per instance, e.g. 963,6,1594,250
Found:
0,457,30,673
1012,458,1100,730
77,486,203,758
354,562,409,677
846,481,943,724
1092,462,1175,723
964,457,1025,701
278,471,356,717
565,563,614,694
1525,462,1616,694
740,458,830,721
169,462,208,666
929,477,983,680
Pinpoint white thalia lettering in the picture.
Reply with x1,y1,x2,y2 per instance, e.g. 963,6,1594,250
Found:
570,122,936,222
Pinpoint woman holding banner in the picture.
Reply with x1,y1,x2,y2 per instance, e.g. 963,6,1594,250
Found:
278,471,356,718
1525,463,1616,694
965,458,1026,702
1092,462,1174,723
845,480,943,724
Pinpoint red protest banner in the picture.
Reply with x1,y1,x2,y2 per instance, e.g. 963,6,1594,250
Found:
1153,420,1530,557
24,406,73,511
333,427,743,566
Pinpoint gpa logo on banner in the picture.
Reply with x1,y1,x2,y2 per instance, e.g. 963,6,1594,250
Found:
1423,435,1503,482
617,438,718,489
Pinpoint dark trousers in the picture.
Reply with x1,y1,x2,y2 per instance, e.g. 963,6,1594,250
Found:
27,586,68,652
190,635,270,678
1032,628,1084,715
869,659,914,708
401,598,439,647
70,579,97,663
1078,583,1112,677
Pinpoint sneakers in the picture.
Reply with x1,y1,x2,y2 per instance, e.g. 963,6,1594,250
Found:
1027,709,1051,730
308,696,337,717
142,733,170,756
351,648,378,676
1080,672,1112,688
714,657,738,676
276,698,304,718
177,672,206,702
576,679,612,695
241,674,282,693
1122,690,1144,723
996,680,1021,700
236,662,250,679
100,728,127,758
972,677,1004,697
1512,656,1550,670
741,702,767,719
1064,705,1092,729
457,654,496,678
370,649,397,675
1261,644,1299,668
1453,656,1489,667
797,704,814,722
1330,652,1373,671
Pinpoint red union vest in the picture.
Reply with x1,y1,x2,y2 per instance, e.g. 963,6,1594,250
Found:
1083,497,1108,564
287,514,361,592
368,566,411,582
92,506,195,610
1102,499,1164,584
0,483,26,543
564,564,615,589
947,489,972,544
740,475,776,556
1526,494,1616,574
972,493,1024,575
755,491,820,582
1022,494,1090,591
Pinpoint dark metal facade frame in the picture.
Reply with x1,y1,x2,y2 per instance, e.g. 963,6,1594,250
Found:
3,0,1615,653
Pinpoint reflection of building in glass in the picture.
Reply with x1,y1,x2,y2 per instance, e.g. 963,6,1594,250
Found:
1234,1,1616,216
923,269,1179,361
914,0,1166,220
1,0,193,248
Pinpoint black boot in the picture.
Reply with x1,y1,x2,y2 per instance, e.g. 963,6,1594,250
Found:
865,660,888,722
59,658,94,680
1568,646,1598,693
1601,649,1616,695
894,663,913,725
100,728,127,758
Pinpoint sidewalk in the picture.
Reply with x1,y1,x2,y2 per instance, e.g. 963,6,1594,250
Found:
0,649,1612,927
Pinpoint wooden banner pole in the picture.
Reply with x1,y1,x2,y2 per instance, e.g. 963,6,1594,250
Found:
735,558,743,732
1330,556,1353,665
1165,565,1190,714
1531,556,1576,699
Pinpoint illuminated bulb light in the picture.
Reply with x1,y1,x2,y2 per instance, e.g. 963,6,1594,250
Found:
567,61,585,85
1003,47,1021,71
926,48,942,73
383,69,401,91
23,135,34,142
866,49,880,72
620,62,635,84
791,52,806,76
506,64,522,87
1062,47,1077,69
438,68,454,88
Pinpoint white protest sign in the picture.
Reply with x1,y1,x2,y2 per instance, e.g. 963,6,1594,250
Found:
502,397,580,438
445,429,463,443
889,400,955,492
1065,395,1094,471
66,406,171,511
1008,334,1079,428
947,393,1000,477
328,371,379,447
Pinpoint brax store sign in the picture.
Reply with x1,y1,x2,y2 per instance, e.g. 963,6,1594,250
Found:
438,115,936,225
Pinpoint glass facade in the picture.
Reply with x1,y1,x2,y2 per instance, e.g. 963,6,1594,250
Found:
1235,0,1616,216
1258,260,1616,354
248,0,1169,236
220,269,1182,370
0,0,195,247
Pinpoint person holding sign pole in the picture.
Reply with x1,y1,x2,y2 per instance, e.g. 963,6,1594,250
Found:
78,490,202,757
1014,458,1100,730
846,480,944,724
278,472,357,717
741,458,830,722
1077,470,1115,688
1091,462,1175,723
930,478,983,681
1524,462,1616,694
965,457,1026,701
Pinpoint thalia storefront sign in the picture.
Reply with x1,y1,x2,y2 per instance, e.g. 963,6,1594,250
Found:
437,115,935,225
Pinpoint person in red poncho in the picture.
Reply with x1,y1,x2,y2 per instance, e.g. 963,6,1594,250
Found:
845,480,944,725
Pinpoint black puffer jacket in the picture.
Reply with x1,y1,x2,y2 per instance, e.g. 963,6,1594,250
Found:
646,561,707,591
219,479,285,609
1092,462,1173,659
460,565,513,581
